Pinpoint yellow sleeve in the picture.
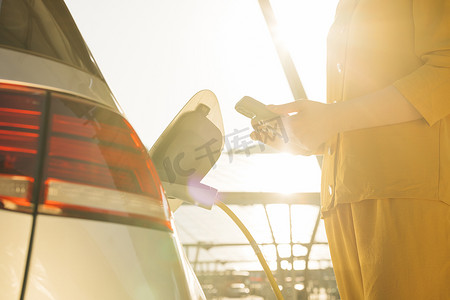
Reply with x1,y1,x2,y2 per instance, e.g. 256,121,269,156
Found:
393,0,450,126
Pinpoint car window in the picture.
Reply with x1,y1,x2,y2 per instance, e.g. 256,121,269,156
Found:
0,0,103,79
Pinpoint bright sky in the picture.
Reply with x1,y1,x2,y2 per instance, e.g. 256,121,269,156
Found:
65,0,339,193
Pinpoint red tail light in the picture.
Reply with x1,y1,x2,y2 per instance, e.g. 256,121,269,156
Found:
0,84,45,212
0,83,172,231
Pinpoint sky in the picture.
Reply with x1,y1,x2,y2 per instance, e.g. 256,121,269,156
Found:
65,0,339,193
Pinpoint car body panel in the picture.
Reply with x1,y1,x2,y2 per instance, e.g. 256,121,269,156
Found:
0,48,118,110
0,210,32,300
25,215,198,300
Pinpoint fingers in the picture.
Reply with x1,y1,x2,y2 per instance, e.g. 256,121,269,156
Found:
251,117,278,131
250,131,259,141
250,126,274,142
250,118,259,130
266,100,306,115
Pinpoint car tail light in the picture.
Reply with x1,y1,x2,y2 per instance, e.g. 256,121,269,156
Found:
0,83,172,231
0,83,45,213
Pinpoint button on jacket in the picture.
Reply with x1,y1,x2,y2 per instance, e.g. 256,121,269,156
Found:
321,0,450,211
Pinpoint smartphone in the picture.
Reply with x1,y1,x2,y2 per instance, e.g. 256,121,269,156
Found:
235,96,279,122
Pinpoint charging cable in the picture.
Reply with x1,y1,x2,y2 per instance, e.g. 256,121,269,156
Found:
215,200,285,300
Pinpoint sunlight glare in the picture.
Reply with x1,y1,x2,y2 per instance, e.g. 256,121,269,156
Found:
271,0,340,102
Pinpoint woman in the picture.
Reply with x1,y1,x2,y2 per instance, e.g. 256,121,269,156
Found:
251,1,450,299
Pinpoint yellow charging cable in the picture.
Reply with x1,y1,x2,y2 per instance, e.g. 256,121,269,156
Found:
215,200,284,300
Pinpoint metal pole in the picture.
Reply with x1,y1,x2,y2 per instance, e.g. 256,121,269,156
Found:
193,242,201,273
264,204,284,292
289,204,296,300
304,210,322,296
258,0,307,101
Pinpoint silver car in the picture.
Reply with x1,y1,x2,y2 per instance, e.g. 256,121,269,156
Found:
0,0,224,299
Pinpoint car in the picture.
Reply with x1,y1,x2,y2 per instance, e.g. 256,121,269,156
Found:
0,0,223,299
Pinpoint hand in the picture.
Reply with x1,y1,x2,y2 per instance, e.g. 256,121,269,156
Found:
250,100,340,155
250,123,313,155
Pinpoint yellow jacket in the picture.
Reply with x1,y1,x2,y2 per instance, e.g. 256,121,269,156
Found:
321,0,450,211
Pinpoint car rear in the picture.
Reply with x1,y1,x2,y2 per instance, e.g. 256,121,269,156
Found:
0,0,204,299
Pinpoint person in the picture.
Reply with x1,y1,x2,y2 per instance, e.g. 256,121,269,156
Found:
250,1,450,299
